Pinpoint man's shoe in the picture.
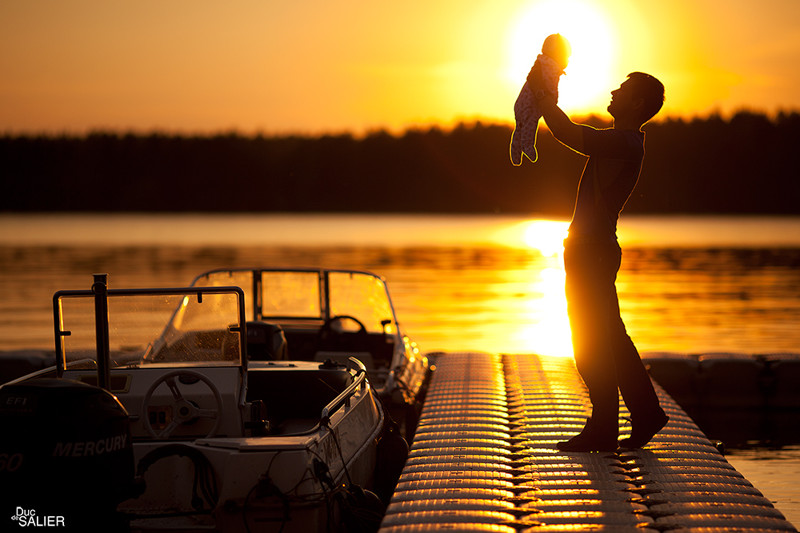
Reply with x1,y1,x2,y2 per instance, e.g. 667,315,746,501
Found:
556,418,618,453
619,410,669,449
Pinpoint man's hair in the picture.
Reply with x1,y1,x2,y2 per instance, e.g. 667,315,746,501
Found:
627,72,665,123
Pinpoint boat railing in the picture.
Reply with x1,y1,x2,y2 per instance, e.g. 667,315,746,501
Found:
320,356,368,424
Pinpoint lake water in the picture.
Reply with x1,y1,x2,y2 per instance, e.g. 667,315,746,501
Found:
1,212,799,525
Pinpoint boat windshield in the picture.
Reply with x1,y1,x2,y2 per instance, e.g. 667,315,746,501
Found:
327,271,395,334
193,269,397,334
54,288,245,369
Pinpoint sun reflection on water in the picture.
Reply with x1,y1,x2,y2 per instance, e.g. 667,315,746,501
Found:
521,266,573,357
2,215,799,358
492,219,568,254
489,219,573,356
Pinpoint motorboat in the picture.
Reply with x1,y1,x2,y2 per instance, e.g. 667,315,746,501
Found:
189,268,431,438
0,274,413,532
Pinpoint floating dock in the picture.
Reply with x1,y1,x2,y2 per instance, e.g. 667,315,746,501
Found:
380,352,798,532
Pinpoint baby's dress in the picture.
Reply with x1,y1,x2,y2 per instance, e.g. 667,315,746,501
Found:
510,54,564,165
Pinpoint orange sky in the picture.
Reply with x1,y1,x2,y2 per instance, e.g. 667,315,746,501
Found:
1,0,799,135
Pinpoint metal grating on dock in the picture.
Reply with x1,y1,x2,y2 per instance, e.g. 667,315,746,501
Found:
380,352,798,532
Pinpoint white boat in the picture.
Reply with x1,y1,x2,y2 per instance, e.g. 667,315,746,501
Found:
0,272,421,532
189,268,431,439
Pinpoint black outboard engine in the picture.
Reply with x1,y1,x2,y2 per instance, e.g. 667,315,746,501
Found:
0,378,135,530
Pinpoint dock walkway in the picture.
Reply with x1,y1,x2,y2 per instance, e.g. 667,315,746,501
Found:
379,352,798,532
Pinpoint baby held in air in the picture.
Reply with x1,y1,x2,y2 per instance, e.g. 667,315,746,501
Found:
510,33,571,165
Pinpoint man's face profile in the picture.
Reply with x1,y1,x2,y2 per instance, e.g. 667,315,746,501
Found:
607,80,642,121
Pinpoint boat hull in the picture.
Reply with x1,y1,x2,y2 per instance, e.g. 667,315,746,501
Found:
123,382,384,532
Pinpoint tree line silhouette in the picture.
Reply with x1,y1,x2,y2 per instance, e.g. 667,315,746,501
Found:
2,111,798,216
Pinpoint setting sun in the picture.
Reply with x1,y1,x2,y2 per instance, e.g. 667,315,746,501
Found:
506,0,618,115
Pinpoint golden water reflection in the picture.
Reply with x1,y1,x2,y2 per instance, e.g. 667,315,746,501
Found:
480,220,572,355
492,219,569,257
1,215,799,357
518,266,572,357
391,219,574,357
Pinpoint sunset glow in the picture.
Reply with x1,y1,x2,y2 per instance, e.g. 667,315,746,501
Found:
492,219,569,256
506,0,618,114
1,0,799,134
521,220,570,257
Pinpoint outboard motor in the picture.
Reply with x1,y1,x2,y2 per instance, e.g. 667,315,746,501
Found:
0,378,135,530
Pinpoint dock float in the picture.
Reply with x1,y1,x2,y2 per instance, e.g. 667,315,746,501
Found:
379,352,798,532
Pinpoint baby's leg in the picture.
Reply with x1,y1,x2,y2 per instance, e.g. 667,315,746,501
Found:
510,84,541,164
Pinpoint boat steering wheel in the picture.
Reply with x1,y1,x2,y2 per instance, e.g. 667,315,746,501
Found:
319,314,367,337
318,315,370,352
142,370,223,439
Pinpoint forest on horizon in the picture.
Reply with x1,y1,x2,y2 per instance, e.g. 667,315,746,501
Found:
2,111,799,217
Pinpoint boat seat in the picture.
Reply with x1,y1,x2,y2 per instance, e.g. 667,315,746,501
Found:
284,328,395,367
246,321,288,361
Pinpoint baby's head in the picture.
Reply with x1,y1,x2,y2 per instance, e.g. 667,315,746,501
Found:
542,33,571,70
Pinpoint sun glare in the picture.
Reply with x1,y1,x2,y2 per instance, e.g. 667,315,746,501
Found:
522,220,569,256
519,266,573,358
489,219,573,357
506,0,618,114
492,219,569,256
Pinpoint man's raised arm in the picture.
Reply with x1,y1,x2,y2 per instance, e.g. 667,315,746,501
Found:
528,67,588,154
537,96,586,154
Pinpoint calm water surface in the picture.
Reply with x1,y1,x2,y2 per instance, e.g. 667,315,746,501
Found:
1,212,799,525
2,213,800,356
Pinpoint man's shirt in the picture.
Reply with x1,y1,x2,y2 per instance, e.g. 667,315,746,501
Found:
569,127,645,238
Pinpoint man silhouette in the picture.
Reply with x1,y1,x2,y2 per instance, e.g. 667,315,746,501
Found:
529,70,668,452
